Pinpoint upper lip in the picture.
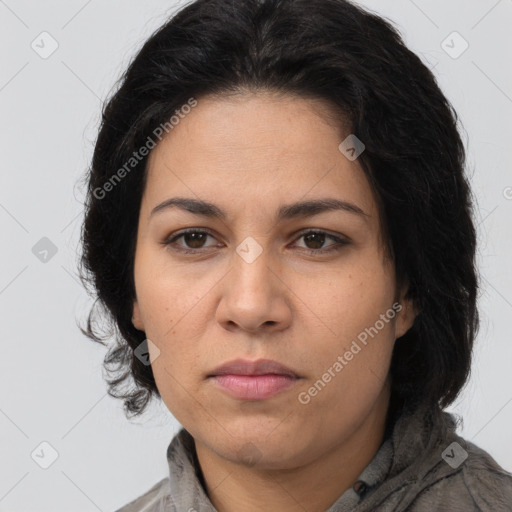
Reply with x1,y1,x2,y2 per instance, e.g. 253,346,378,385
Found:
209,358,300,378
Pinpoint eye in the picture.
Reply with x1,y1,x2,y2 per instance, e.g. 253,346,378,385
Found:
163,228,219,253
291,230,349,254
162,228,349,255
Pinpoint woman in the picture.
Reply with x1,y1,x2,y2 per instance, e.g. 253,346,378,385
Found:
78,0,512,510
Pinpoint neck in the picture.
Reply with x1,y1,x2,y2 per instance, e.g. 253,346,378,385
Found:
194,384,391,512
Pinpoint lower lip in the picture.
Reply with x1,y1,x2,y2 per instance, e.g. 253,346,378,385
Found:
210,374,299,400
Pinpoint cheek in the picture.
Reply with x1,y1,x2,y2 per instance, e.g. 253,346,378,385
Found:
292,257,397,393
295,255,395,343
134,259,210,403
295,313,396,424
135,250,209,340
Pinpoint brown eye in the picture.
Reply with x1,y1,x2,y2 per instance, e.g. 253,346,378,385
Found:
163,228,219,253
302,232,327,249
293,230,349,254
181,231,209,249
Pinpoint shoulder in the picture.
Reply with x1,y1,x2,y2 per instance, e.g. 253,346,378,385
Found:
409,438,512,512
113,477,171,512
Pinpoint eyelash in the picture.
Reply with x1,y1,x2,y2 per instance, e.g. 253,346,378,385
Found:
162,228,349,256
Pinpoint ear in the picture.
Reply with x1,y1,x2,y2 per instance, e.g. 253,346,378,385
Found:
394,286,418,340
132,300,145,331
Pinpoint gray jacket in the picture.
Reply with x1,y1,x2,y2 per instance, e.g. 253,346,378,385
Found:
115,404,512,511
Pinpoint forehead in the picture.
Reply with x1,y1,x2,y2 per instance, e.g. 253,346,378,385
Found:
142,92,376,221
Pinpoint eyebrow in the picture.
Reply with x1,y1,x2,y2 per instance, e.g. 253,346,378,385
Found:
149,197,369,222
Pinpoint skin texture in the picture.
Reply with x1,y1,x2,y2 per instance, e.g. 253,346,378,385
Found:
132,91,417,512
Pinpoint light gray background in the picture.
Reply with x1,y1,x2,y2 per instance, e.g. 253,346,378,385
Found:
1,0,511,510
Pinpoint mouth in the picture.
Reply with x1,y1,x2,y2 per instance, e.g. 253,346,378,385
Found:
207,358,301,400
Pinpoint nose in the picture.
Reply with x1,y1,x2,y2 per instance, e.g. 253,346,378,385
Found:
215,246,292,334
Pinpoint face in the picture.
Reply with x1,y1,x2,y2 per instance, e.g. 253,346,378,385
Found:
132,91,416,470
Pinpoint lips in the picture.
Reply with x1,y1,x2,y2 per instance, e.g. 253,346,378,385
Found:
208,358,300,378
208,358,301,400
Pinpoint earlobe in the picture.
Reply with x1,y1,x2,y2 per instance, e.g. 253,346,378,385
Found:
132,301,144,331
394,294,418,340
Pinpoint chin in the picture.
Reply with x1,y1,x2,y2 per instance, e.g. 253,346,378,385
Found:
212,423,313,469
